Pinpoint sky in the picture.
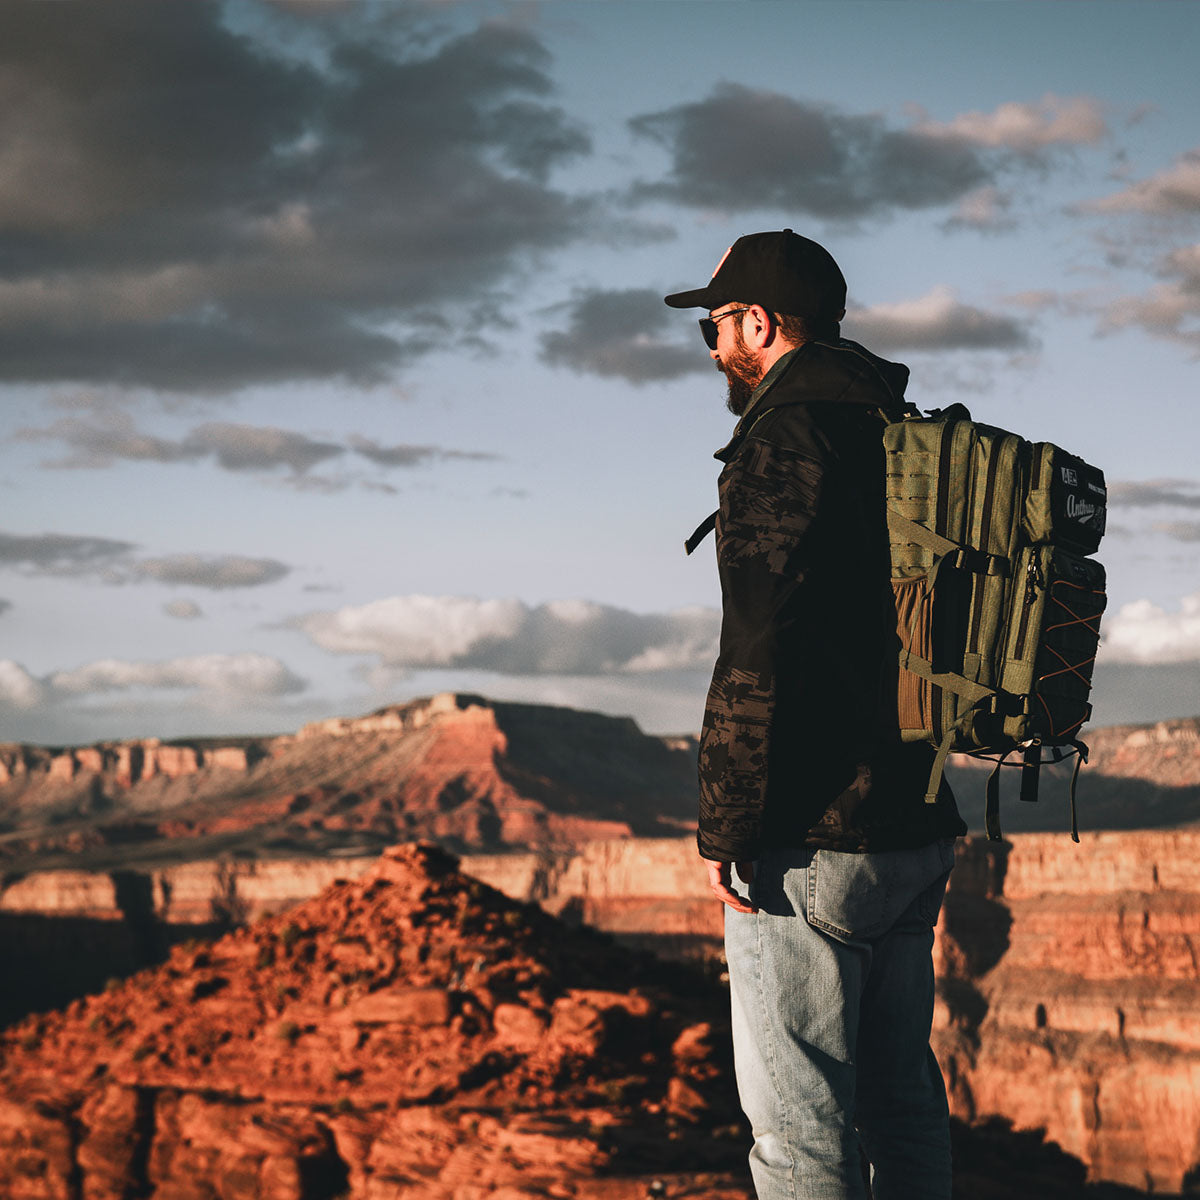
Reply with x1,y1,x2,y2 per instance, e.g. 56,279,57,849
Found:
1,0,1198,747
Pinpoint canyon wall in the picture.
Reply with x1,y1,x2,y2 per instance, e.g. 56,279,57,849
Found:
4,832,1200,1189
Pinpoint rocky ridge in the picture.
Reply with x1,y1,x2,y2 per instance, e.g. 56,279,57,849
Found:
0,694,696,867
0,842,750,1200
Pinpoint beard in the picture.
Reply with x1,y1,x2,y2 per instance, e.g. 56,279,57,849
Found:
718,330,763,416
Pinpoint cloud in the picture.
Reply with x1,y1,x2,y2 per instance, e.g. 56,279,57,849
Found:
0,598,10,615
135,555,290,590
1108,479,1200,509
348,438,499,468
1153,521,1200,542
47,653,305,698
0,652,304,713
0,660,44,709
1089,149,1200,215
539,288,707,382
843,287,1034,352
19,410,498,480
293,594,721,676
941,187,1017,234
180,424,344,474
1100,591,1200,664
0,5,592,391
1100,243,1200,349
164,599,204,620
628,84,990,218
911,94,1108,152
0,530,135,572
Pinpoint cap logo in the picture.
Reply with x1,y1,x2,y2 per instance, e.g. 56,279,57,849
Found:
710,245,732,279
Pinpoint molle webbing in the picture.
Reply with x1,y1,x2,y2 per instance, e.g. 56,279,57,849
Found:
883,406,1107,840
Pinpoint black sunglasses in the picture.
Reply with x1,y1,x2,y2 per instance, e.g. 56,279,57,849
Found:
698,307,752,351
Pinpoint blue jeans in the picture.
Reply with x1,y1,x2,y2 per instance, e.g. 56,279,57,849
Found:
725,839,955,1200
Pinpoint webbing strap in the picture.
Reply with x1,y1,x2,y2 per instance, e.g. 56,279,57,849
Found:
985,749,1014,840
1069,738,1089,844
888,510,962,560
896,649,996,708
685,511,718,556
924,727,957,806
979,739,1089,843
1019,742,1041,805
888,510,1008,576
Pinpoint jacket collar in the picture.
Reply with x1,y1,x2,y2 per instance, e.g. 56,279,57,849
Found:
713,339,910,462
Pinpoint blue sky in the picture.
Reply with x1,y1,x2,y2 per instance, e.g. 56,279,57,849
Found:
1,0,1198,745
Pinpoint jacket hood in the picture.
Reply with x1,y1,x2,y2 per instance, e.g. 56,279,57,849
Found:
716,338,910,462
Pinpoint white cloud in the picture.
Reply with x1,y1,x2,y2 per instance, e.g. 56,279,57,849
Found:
1100,592,1200,664
48,653,305,697
1089,149,1200,215
844,286,1033,352
0,660,46,709
293,594,721,676
913,94,1107,151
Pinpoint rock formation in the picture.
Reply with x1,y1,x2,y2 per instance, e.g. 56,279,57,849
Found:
0,841,1152,1200
0,843,752,1200
0,694,697,868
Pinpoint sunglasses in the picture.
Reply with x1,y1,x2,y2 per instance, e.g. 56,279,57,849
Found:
698,307,752,351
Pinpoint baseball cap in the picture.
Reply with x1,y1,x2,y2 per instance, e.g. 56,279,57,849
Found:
663,229,847,318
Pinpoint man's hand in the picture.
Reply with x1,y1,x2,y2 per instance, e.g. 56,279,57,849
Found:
705,858,758,914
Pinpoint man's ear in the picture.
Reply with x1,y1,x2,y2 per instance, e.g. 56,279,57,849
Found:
744,304,775,349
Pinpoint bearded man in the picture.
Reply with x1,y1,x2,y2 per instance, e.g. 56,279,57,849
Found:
666,231,966,1200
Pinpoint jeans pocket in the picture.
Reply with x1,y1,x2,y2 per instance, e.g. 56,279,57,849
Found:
806,841,954,941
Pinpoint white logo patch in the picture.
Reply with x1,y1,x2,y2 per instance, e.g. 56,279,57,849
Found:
1061,467,1078,486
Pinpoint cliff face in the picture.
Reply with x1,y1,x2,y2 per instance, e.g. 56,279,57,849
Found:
0,693,696,867
945,716,1200,835
477,834,1200,1194
933,832,1200,1194
0,842,1152,1200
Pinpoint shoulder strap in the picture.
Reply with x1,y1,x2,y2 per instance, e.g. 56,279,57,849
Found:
685,511,718,556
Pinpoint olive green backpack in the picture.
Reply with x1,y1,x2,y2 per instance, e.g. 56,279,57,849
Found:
884,403,1107,840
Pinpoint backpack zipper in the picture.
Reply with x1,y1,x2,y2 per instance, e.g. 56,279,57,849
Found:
1014,553,1043,661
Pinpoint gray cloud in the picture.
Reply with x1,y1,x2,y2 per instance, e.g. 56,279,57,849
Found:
1153,521,1200,542
349,437,499,468
0,598,10,616
136,555,290,590
1108,480,1200,509
1101,243,1200,350
0,5,592,391
293,594,721,676
181,423,343,474
164,599,204,620
539,288,708,383
844,288,1034,352
628,85,991,218
940,187,1017,234
20,412,496,478
0,530,136,572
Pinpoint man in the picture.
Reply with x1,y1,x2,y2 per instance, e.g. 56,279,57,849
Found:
665,231,967,1200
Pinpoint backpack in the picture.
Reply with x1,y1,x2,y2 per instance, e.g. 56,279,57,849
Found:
883,402,1107,841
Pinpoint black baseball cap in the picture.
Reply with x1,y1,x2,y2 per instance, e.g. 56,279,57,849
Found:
664,229,847,319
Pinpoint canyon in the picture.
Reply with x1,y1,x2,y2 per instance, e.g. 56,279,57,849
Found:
3,694,1200,1194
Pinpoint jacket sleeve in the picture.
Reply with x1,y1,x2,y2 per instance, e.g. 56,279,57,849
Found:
697,435,827,862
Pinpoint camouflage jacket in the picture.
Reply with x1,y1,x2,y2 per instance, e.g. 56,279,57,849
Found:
695,339,967,861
